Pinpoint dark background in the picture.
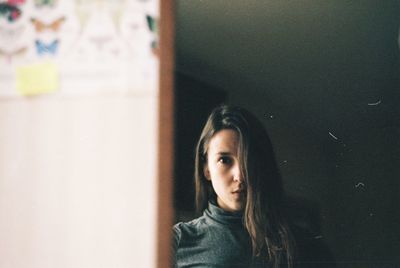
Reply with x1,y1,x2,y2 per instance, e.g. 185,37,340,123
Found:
173,1,400,267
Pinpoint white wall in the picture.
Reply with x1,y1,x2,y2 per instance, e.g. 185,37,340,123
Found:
0,95,159,268
0,0,164,266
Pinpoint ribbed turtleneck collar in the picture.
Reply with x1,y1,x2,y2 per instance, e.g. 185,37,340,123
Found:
204,200,244,226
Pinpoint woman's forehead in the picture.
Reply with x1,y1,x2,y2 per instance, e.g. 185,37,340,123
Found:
207,129,239,155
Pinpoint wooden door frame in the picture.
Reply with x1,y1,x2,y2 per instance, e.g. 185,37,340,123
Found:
157,0,174,267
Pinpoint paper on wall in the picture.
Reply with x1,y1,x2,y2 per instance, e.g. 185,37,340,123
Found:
16,61,59,96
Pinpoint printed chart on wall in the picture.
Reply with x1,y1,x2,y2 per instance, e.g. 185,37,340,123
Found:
0,0,159,97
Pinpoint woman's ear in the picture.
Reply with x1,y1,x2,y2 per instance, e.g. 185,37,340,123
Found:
203,164,211,181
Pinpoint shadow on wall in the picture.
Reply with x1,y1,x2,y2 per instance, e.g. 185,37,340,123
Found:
285,195,336,267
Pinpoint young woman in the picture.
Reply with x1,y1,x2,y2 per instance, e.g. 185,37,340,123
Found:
173,105,296,267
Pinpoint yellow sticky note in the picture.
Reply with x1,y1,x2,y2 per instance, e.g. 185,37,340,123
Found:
16,62,59,96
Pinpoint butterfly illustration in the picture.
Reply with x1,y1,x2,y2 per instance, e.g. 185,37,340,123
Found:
146,15,159,55
0,46,27,63
146,15,158,35
7,0,25,6
7,0,26,5
31,17,66,32
34,0,57,8
35,39,59,55
0,25,25,41
89,36,113,51
0,3,21,22
74,0,125,31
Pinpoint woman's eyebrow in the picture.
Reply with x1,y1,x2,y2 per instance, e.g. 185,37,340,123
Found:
216,151,233,156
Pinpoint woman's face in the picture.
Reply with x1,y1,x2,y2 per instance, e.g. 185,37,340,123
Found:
204,129,246,212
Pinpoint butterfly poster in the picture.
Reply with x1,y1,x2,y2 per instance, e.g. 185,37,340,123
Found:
0,0,160,97
0,2,22,22
31,17,66,32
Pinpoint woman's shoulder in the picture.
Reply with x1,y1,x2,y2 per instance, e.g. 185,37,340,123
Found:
172,215,208,253
173,215,208,237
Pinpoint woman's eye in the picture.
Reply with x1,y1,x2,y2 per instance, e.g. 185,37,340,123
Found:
218,157,232,164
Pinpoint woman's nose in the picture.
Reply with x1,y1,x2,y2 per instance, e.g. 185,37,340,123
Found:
232,164,243,182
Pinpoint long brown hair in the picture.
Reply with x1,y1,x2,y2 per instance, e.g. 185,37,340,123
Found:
194,105,295,267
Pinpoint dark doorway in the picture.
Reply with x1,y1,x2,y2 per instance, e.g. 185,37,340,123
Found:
174,72,227,221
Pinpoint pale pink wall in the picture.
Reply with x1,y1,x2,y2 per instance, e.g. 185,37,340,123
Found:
0,95,159,267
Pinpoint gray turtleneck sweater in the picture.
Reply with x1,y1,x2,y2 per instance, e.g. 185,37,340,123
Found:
172,202,264,267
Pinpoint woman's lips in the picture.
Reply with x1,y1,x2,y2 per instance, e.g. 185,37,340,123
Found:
232,189,245,193
231,189,246,199
232,190,245,200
